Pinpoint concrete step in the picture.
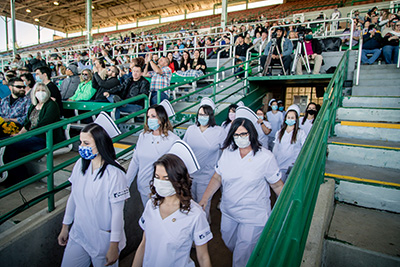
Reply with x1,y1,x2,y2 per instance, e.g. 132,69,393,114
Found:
360,64,400,71
342,96,400,108
328,136,400,150
336,107,400,123
323,203,400,266
352,85,400,97
334,122,400,142
327,143,400,169
357,78,400,87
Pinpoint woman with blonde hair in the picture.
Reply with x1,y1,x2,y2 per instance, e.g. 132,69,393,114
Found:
68,69,96,101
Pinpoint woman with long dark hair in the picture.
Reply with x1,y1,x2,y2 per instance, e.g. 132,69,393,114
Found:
58,119,130,267
273,105,307,183
300,102,318,136
200,109,283,267
221,103,238,136
183,97,225,219
132,147,212,267
126,102,179,206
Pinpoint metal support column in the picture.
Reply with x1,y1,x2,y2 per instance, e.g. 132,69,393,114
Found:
1,16,9,51
10,0,17,55
34,22,41,44
221,0,228,29
86,0,93,45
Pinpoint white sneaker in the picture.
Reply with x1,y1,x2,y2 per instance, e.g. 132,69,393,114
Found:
0,146,8,183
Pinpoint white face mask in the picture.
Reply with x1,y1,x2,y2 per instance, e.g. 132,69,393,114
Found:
228,112,236,121
234,136,251,148
35,91,47,102
153,178,176,197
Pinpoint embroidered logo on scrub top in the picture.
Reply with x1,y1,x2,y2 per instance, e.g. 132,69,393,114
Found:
113,188,129,199
141,217,145,224
172,218,176,222
199,230,211,240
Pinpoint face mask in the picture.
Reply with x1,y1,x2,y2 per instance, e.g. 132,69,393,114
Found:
153,178,176,197
271,105,278,111
285,119,296,126
257,115,264,120
308,110,317,115
198,116,209,126
228,112,236,121
234,136,251,148
148,118,160,131
279,106,284,111
35,75,42,83
79,146,97,160
305,34,313,41
35,91,47,102
50,65,55,69
23,81,27,87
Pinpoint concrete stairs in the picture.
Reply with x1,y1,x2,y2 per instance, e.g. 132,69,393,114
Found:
322,64,400,266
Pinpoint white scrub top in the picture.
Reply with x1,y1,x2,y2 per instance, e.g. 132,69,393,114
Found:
215,147,281,226
300,117,314,136
266,111,284,138
183,125,225,184
256,120,272,149
273,128,307,170
65,159,130,257
221,121,232,137
126,131,180,194
139,199,213,267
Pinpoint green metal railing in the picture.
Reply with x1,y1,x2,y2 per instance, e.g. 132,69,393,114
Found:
247,50,350,267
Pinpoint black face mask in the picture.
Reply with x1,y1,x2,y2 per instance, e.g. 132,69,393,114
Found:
308,110,317,115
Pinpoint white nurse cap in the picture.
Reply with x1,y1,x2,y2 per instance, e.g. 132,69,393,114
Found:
168,140,200,174
94,111,121,138
237,101,245,107
268,98,277,106
236,106,258,126
287,104,301,116
200,97,215,110
159,99,175,118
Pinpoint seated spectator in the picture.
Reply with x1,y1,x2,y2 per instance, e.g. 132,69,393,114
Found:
167,52,179,73
17,66,30,77
10,54,24,70
29,52,46,71
382,21,400,64
179,51,191,71
0,72,11,99
68,69,96,101
94,57,107,80
260,27,293,75
341,20,361,47
234,35,250,62
92,66,120,102
34,66,63,116
361,24,383,65
176,50,206,78
173,46,182,62
296,28,323,75
254,31,269,54
20,73,36,98
60,64,80,100
56,61,66,76
143,54,172,105
0,77,31,134
104,65,150,119
204,37,214,58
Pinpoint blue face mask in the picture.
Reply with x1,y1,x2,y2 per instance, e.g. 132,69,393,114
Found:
79,146,97,160
285,119,296,126
257,115,264,120
271,105,278,111
198,116,209,126
148,118,160,131
279,106,284,111
35,75,42,83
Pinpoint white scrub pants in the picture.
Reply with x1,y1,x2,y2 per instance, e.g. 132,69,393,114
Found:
221,215,264,267
191,180,211,221
61,238,119,267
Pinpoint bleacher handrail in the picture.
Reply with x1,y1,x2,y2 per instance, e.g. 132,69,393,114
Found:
355,33,363,86
349,1,400,19
247,50,350,267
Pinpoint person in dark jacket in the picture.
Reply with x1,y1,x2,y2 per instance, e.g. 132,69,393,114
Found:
104,65,150,119
29,52,46,71
92,66,120,102
234,35,250,62
361,24,383,64
59,64,80,100
382,21,400,64
296,28,324,75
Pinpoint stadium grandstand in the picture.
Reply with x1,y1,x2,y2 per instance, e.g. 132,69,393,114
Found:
0,0,399,266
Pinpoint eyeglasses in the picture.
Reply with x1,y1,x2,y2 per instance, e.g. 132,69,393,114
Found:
233,132,249,138
81,73,89,76
107,68,112,71
14,85,25,89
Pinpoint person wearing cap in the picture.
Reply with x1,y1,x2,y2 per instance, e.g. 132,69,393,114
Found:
132,153,212,267
273,104,307,183
300,102,319,136
60,64,81,100
58,120,130,267
255,108,272,149
182,97,226,220
277,100,285,114
126,103,179,206
199,116,283,267
221,103,239,136
266,99,284,151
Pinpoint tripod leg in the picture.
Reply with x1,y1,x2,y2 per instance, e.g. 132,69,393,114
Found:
302,42,312,74
274,45,286,75
262,44,274,76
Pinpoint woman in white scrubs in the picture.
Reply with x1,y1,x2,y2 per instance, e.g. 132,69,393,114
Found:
300,102,318,136
199,117,284,267
273,105,307,183
132,153,212,267
126,103,179,206
255,108,272,149
183,97,225,219
266,99,284,151
221,104,238,136
58,121,130,267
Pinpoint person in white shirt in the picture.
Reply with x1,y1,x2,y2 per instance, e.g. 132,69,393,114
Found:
126,101,179,206
266,99,284,151
132,142,212,267
200,109,284,267
300,102,318,136
221,103,238,136
58,114,130,267
255,108,272,149
273,105,307,183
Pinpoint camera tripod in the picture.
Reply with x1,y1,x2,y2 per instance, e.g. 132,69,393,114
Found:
262,38,286,76
290,37,312,75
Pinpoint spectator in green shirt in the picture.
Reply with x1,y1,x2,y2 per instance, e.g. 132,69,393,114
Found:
68,69,96,101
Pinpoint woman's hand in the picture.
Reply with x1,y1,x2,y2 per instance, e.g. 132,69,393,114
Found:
257,118,263,124
57,224,70,246
105,242,119,266
199,197,208,211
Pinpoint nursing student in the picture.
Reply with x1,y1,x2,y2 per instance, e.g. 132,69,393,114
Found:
132,141,212,267
183,97,225,219
126,100,179,206
266,99,284,150
58,112,130,267
200,107,284,267
255,108,272,149
300,102,319,136
273,104,307,183
221,103,238,136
